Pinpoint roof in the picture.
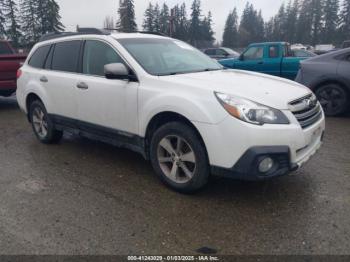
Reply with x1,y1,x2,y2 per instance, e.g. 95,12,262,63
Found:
249,42,289,46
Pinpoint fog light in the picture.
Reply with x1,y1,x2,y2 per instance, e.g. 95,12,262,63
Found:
259,157,274,173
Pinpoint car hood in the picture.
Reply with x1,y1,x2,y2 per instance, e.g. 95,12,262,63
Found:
161,69,311,110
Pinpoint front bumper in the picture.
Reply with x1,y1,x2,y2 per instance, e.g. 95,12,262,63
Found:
194,109,325,181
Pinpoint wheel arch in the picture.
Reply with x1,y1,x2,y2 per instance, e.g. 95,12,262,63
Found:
144,111,209,160
25,92,45,122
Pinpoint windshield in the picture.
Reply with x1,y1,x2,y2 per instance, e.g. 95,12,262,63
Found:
118,38,223,76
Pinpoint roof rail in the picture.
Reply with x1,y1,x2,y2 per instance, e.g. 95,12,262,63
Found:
39,28,111,42
103,28,167,37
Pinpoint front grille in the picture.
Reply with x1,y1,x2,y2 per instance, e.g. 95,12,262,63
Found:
289,94,322,129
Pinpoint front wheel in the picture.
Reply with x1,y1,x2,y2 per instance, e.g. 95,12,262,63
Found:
29,100,63,144
315,83,349,116
150,122,209,193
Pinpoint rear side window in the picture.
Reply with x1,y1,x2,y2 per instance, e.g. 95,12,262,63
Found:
269,46,279,58
0,42,14,55
28,45,51,68
52,41,81,73
82,40,124,76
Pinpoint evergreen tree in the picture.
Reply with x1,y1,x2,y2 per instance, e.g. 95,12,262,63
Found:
200,11,215,46
256,10,265,42
222,8,238,48
153,3,161,32
20,0,40,45
339,0,350,40
238,3,263,46
311,0,324,45
36,0,64,35
296,0,313,44
284,0,299,42
0,0,6,39
142,2,155,32
104,16,115,30
116,0,137,32
2,0,21,47
189,0,202,46
322,0,339,43
173,3,188,41
159,3,170,35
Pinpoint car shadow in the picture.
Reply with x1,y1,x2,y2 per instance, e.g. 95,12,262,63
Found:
0,96,18,111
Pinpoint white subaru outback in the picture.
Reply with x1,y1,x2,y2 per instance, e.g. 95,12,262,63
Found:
17,29,325,193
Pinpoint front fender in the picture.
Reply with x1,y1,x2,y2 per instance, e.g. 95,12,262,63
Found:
138,94,227,137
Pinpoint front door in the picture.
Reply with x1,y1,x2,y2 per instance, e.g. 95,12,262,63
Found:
76,40,139,135
235,46,265,73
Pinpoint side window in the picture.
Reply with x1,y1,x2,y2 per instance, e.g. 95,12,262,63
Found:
216,49,227,56
83,40,123,76
44,45,54,69
269,46,279,58
28,45,51,69
52,41,81,73
243,46,264,60
0,42,13,55
204,49,214,55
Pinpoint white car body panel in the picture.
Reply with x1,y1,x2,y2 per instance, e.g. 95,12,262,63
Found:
16,33,325,173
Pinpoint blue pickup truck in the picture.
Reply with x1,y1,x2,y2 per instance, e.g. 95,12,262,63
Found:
219,42,307,80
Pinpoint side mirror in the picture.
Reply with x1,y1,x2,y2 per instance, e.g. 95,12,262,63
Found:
104,63,130,80
238,54,244,61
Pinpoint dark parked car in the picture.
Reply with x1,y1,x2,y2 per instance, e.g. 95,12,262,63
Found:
296,48,350,116
343,40,350,49
203,47,240,60
292,49,317,58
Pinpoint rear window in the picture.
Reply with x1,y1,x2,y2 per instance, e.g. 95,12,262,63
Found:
0,42,14,55
269,46,279,58
52,41,81,73
28,45,51,68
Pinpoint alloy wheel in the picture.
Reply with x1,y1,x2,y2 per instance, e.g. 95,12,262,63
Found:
32,107,48,139
157,135,196,184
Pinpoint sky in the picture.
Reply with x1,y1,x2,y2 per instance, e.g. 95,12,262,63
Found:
56,0,285,43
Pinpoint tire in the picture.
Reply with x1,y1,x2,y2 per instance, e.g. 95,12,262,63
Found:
29,100,63,144
150,122,209,193
315,83,349,116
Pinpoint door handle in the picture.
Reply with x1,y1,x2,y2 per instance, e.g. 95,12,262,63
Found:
76,82,89,90
40,76,48,83
257,61,264,65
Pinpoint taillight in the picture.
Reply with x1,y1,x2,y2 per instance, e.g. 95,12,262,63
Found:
16,69,22,79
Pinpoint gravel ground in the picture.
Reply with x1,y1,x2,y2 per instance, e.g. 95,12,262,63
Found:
0,96,349,255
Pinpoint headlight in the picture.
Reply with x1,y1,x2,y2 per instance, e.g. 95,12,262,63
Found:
215,92,290,125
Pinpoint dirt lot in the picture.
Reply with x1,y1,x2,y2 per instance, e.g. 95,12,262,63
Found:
0,96,349,255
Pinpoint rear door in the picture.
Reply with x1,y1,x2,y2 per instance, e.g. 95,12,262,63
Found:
261,45,281,77
43,40,82,121
281,45,305,80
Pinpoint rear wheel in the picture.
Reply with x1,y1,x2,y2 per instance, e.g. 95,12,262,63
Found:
315,83,349,116
150,122,209,193
29,100,63,144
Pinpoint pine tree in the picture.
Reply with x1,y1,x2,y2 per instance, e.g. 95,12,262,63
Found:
20,0,39,45
284,0,299,42
296,0,313,44
2,0,21,47
159,3,170,35
116,0,137,32
222,8,238,48
172,3,188,41
153,3,161,32
238,3,263,46
189,0,202,46
200,11,215,46
142,2,154,32
46,0,64,32
0,0,6,39
339,0,350,41
322,0,339,43
104,16,115,30
311,0,324,45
